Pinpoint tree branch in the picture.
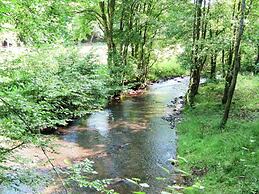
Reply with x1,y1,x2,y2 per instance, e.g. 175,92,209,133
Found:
0,142,25,154
41,147,68,194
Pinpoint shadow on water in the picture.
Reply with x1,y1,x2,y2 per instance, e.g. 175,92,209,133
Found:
1,77,189,194
59,77,189,193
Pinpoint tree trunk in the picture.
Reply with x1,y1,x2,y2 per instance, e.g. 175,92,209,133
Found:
220,0,246,128
222,0,238,104
187,0,203,106
187,68,201,106
210,53,217,79
99,1,116,67
255,44,259,66
222,61,234,104
222,50,226,77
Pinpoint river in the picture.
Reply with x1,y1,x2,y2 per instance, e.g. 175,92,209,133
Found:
1,77,189,194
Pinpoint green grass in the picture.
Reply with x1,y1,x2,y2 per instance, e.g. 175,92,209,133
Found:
148,56,187,81
177,75,259,194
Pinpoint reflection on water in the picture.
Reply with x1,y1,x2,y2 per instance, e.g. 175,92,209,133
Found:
60,77,189,193
1,77,189,194
87,111,111,137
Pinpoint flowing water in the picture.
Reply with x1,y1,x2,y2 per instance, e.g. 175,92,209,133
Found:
1,77,190,194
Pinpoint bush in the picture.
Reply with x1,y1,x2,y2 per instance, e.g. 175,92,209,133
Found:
0,46,110,140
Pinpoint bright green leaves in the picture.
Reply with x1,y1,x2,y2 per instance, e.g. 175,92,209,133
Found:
64,159,117,193
1,0,72,45
0,45,111,188
0,45,110,139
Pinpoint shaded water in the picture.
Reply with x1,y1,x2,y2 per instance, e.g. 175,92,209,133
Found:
1,77,189,194
61,77,189,193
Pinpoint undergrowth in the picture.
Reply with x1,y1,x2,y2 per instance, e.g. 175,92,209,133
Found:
0,45,114,191
176,75,259,194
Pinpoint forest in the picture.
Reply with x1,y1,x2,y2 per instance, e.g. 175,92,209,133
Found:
0,0,258,193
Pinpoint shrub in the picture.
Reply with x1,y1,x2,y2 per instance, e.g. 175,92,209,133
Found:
0,46,110,139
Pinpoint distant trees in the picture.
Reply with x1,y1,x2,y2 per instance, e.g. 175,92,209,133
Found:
1,0,170,92
1,0,257,127
186,0,254,127
167,0,255,126
91,0,169,88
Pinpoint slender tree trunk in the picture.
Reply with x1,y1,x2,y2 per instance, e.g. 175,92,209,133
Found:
209,28,217,80
99,1,116,67
222,0,238,104
210,53,217,79
255,44,259,69
220,0,246,128
187,68,201,106
222,50,226,77
187,0,203,106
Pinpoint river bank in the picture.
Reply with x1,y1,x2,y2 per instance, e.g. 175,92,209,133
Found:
176,75,259,193
1,77,190,194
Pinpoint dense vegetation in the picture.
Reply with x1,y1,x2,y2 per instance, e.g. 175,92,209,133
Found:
0,0,258,193
177,76,258,193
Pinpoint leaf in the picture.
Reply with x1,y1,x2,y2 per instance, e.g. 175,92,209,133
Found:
178,156,188,163
132,177,141,182
125,178,139,185
193,182,205,190
64,159,72,166
157,164,170,174
139,183,150,188
174,168,191,176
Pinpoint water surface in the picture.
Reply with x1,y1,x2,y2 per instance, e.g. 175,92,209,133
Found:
1,77,189,194
60,77,189,193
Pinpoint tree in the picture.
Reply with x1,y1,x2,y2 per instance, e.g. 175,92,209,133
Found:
186,0,211,106
220,0,248,128
77,0,169,89
1,0,72,45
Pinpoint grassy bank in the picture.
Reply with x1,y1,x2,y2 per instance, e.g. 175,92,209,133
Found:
177,75,259,194
149,56,187,81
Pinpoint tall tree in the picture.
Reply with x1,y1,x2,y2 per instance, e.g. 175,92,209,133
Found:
222,0,239,104
187,0,211,106
220,0,247,128
79,0,169,88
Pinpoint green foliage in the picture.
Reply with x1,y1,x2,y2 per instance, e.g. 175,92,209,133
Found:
0,45,112,190
1,0,258,193
64,159,117,194
107,53,140,94
149,57,187,81
176,75,259,193
1,0,72,45
165,1,193,44
0,45,110,157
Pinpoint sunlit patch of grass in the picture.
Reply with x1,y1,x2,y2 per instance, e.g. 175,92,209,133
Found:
177,75,259,194
148,56,187,81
